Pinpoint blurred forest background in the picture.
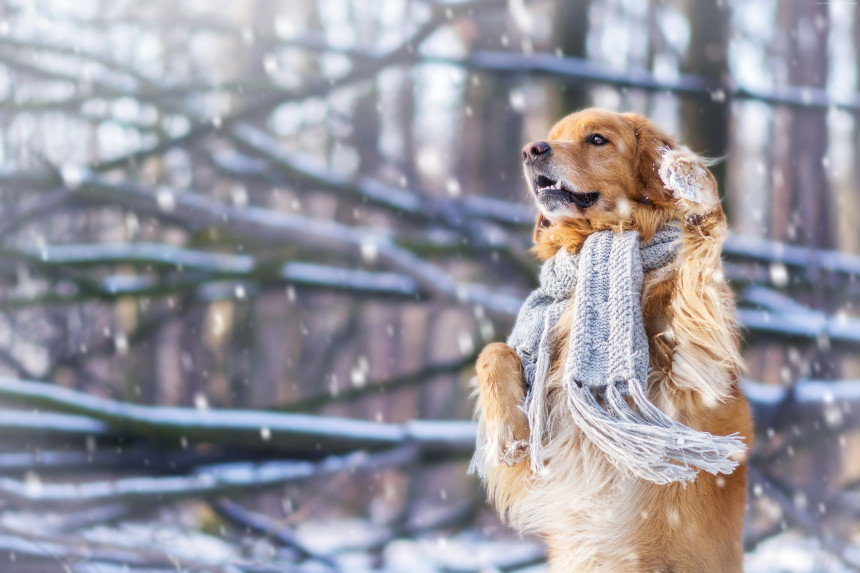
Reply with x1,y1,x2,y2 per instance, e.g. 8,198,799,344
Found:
0,0,858,571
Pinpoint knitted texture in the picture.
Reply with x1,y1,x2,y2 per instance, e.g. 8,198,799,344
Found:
502,226,745,485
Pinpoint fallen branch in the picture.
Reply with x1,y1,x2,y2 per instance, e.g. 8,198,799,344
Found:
4,377,860,457
0,377,477,457
62,172,523,315
10,222,852,345
0,446,418,508
0,256,425,310
212,498,339,569
0,409,108,437
0,446,271,475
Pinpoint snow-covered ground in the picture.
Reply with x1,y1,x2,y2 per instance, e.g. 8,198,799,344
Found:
2,507,857,572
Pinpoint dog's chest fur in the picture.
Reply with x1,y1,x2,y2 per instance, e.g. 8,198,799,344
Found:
509,271,696,571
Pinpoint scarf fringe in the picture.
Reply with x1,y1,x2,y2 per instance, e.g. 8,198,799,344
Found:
563,381,745,485
526,305,564,475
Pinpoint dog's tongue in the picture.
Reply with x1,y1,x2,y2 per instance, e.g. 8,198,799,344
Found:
568,190,600,208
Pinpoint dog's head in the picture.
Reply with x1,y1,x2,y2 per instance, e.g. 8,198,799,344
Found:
523,108,679,256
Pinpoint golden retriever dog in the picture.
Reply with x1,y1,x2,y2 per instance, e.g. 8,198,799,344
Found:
472,108,753,572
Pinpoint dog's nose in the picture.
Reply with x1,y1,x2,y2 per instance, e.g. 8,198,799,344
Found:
522,140,551,161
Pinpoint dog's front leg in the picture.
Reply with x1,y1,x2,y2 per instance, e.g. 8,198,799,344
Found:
473,342,533,520
474,342,530,467
658,148,743,406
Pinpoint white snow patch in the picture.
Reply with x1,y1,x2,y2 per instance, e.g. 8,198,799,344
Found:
83,523,237,565
745,531,857,572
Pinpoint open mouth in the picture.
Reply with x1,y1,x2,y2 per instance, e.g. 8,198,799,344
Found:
535,175,600,209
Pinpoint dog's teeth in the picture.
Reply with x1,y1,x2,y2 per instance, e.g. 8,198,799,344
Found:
537,180,563,192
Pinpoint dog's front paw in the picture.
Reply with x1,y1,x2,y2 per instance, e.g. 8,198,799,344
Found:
659,147,718,214
500,439,529,466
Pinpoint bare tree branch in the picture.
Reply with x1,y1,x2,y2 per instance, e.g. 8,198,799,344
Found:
212,498,339,569
0,377,477,457
0,446,419,508
282,353,478,413
267,36,860,113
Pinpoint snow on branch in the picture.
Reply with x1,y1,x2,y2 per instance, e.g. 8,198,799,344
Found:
269,35,860,114
0,446,418,508
5,228,857,352
55,171,522,315
739,286,860,345
0,377,476,458
725,236,860,281
8,243,422,307
0,446,279,475
29,242,255,273
2,375,860,459
0,409,108,437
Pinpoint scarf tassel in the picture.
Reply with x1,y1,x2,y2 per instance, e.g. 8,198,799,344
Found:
565,381,745,485
525,303,565,475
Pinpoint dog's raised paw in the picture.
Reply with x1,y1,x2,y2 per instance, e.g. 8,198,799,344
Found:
500,439,529,466
659,147,718,211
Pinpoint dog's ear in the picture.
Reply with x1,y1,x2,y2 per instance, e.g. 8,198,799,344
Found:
533,212,550,243
623,113,676,204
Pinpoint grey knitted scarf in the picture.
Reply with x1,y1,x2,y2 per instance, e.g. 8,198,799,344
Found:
508,227,745,485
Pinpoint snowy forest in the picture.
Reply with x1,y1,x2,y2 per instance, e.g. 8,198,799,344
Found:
0,0,858,571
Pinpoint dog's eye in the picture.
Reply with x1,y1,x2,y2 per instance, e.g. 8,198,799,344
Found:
587,134,608,146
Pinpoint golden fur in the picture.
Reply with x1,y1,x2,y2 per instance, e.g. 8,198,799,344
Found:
473,109,753,572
